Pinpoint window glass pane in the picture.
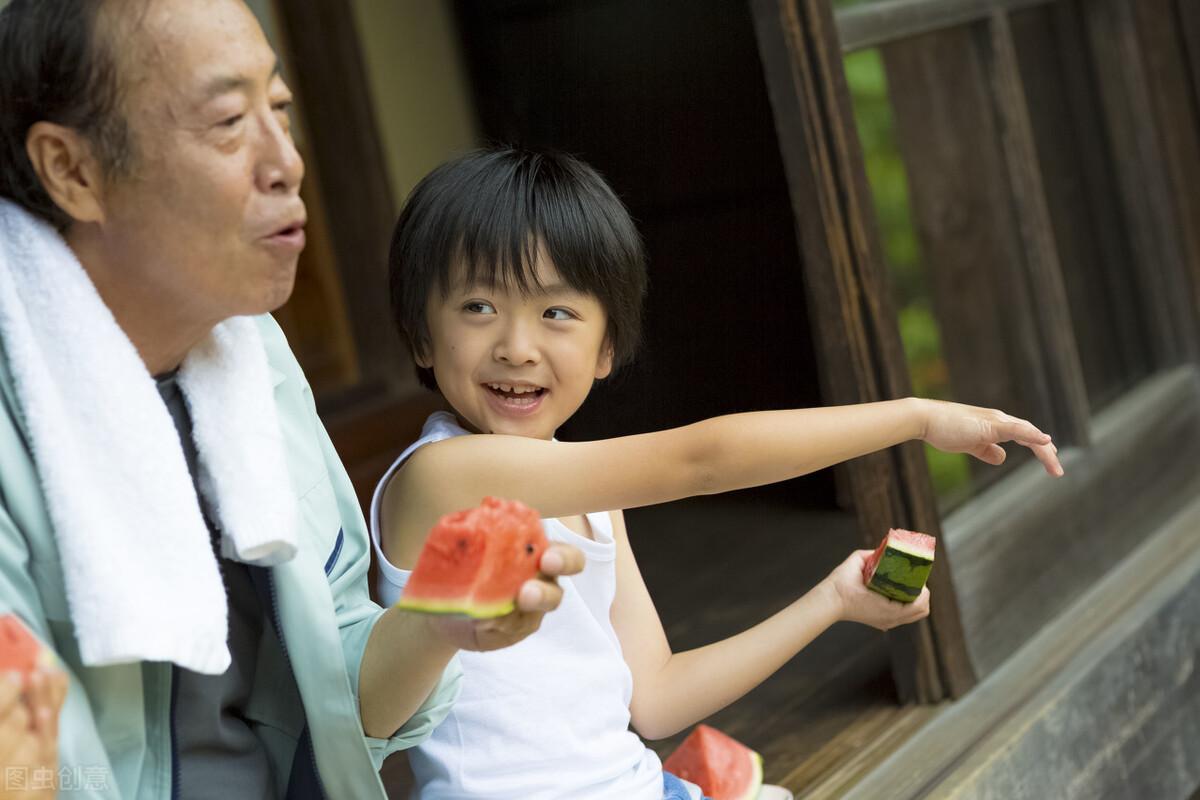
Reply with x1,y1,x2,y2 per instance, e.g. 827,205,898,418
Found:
843,27,1059,509
843,47,974,506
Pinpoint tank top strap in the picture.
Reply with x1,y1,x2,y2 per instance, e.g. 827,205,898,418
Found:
369,411,469,592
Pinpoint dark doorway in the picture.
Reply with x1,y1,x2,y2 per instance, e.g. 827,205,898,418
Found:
453,0,896,784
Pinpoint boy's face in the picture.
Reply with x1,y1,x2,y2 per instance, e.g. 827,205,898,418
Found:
419,250,613,440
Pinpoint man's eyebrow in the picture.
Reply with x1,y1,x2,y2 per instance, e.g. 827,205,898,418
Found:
199,60,283,101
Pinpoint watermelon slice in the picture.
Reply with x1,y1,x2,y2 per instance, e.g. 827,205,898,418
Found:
862,528,936,603
663,724,763,800
0,614,53,682
397,497,549,618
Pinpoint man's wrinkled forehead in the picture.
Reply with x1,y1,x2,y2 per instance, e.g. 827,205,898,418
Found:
104,0,275,107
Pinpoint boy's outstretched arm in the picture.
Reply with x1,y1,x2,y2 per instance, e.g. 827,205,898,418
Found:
683,398,1061,496
385,398,1061,567
608,511,928,741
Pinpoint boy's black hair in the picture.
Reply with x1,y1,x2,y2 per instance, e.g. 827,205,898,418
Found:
389,147,647,392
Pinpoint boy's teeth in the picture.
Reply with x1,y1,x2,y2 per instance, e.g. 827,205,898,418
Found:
488,383,539,395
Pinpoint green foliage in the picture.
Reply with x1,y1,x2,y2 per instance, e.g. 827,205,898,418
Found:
925,444,971,499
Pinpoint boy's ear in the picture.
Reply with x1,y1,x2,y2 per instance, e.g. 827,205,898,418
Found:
594,341,614,380
413,344,433,369
26,121,107,225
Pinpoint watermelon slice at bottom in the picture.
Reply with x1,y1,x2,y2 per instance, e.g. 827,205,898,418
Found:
862,528,936,603
663,724,763,800
397,497,549,618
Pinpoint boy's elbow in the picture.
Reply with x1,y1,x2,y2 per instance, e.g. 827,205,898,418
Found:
629,700,681,741
631,716,672,742
679,422,723,496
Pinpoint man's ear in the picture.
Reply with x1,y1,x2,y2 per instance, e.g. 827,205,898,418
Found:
25,122,107,225
595,340,614,380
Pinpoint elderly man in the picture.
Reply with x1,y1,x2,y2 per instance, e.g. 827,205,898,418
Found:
0,1,583,797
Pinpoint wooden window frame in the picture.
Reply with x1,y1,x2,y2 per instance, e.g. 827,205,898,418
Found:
750,0,974,702
751,0,1200,702
836,0,1049,51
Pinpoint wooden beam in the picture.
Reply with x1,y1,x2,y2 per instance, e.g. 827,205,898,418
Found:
1182,0,1200,98
272,0,406,393
750,0,976,701
947,367,1200,676
835,0,1048,53
980,11,1091,444
1084,0,1200,366
1130,0,1200,339
1009,2,1151,409
881,28,1059,444
844,456,1200,799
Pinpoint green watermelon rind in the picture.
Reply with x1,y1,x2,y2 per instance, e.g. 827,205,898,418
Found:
741,751,764,800
396,596,517,619
866,545,933,604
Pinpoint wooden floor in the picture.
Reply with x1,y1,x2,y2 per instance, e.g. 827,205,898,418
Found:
379,491,916,797
628,495,911,796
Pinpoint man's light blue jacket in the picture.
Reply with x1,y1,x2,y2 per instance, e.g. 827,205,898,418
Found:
0,314,460,798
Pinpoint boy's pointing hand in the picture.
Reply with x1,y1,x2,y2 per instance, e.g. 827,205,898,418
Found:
916,398,1064,477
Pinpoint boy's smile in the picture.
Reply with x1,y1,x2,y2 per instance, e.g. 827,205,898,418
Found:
482,381,547,417
420,251,613,440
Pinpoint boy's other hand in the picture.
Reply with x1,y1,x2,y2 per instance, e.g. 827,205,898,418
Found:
915,398,1063,477
427,542,585,652
823,550,930,631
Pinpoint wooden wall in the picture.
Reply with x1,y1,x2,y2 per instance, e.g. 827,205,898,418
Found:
454,0,833,507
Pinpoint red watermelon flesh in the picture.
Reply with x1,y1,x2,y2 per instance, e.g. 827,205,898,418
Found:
397,497,549,618
663,724,764,800
862,528,936,603
0,614,50,681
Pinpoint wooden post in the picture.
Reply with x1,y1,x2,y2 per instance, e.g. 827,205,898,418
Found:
1129,0,1200,337
981,12,1091,444
1084,0,1200,367
272,0,406,396
749,0,976,701
880,27,1059,443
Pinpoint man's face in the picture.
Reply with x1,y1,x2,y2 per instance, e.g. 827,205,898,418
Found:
95,0,305,324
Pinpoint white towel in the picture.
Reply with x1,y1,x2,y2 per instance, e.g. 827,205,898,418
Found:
0,199,298,674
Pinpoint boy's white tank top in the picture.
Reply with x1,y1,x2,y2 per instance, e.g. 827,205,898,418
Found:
370,412,664,800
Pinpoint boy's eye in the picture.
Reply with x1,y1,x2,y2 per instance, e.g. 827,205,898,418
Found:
464,301,496,314
544,307,575,321
218,113,245,129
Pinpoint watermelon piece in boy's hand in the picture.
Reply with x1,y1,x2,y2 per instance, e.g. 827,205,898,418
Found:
397,497,549,619
0,613,55,683
663,724,763,800
862,528,936,603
